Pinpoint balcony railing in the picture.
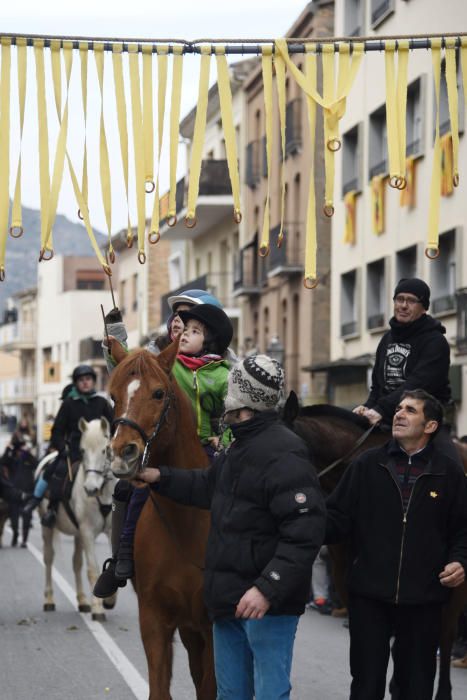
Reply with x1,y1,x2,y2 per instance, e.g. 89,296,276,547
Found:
367,313,385,330
0,377,35,404
431,294,456,316
233,239,267,295
0,322,36,348
285,98,303,156
267,225,303,276
341,320,358,337
343,177,359,196
245,140,262,188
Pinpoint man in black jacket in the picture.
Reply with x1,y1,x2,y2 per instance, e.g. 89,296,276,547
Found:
138,354,326,700
327,389,467,700
354,278,451,426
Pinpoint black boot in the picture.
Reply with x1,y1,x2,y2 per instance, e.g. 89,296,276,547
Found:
11,531,18,547
22,496,42,516
41,508,56,528
93,558,127,598
115,540,135,580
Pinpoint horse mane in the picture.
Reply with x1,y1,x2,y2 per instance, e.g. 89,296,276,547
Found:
109,347,162,383
299,403,371,431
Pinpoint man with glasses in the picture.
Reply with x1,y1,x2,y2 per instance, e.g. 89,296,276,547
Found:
354,278,451,427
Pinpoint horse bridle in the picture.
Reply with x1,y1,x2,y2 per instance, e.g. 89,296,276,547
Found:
112,392,173,472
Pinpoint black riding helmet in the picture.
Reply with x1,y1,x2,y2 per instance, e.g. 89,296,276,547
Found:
178,304,233,356
72,364,97,383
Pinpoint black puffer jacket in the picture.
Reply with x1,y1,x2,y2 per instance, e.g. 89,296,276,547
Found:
154,411,326,620
325,439,467,605
365,314,451,422
51,393,113,462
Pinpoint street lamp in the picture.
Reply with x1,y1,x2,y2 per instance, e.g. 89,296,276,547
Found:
267,335,285,366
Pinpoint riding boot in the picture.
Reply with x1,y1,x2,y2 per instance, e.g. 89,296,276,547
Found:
41,501,59,528
11,530,18,547
115,540,135,580
93,497,129,599
22,495,42,516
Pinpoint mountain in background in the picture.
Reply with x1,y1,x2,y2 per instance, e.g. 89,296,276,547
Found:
1,204,106,317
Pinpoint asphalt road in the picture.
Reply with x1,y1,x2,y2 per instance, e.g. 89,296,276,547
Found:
0,518,465,700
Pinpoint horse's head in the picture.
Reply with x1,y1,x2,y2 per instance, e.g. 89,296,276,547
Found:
108,340,179,480
78,416,113,496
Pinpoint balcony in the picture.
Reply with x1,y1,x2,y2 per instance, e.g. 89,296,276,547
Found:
79,337,107,364
369,159,387,180
161,272,238,322
0,322,36,351
341,320,358,337
245,140,262,188
233,239,266,296
285,98,303,157
431,294,456,316
267,225,303,277
367,313,385,330
0,377,35,405
343,177,359,196
159,159,234,240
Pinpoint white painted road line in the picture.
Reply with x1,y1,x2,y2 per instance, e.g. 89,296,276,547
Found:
20,531,149,700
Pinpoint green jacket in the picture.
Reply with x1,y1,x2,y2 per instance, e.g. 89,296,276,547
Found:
172,358,230,444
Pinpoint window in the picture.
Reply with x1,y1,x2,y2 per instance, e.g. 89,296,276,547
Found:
285,97,302,156
369,106,387,179
119,280,126,315
430,230,456,315
341,270,359,337
76,269,106,290
132,274,138,312
370,0,395,28
367,259,386,330
342,124,363,195
344,0,363,36
436,55,465,138
396,246,417,281
406,77,425,157
245,140,262,188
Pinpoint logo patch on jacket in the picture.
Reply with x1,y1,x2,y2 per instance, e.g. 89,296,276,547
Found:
295,492,307,504
269,571,281,581
430,491,438,499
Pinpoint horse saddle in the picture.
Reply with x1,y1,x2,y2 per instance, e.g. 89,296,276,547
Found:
42,456,79,504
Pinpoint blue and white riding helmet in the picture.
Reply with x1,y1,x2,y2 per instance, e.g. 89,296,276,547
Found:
168,288,223,312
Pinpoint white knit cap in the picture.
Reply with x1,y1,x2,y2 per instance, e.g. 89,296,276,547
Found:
224,354,285,413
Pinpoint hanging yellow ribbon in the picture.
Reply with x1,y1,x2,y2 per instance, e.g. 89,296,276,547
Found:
94,43,113,256
167,45,184,227
461,38,467,115
0,37,11,280
303,43,318,287
185,44,211,228
440,132,454,196
275,51,287,246
148,44,168,245
426,39,442,259
112,43,132,251
78,42,89,222
371,175,385,235
400,155,416,207
275,39,364,217
344,191,358,245
10,37,27,239
34,40,51,260
260,45,273,257
215,46,242,225
128,43,147,259
384,40,409,189
445,38,460,187
142,44,155,193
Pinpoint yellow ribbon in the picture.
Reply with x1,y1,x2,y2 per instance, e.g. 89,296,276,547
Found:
260,45,273,257
0,38,11,279
215,46,242,224
128,43,147,256
445,38,460,187
275,51,287,246
10,37,27,238
167,46,184,226
112,43,132,248
148,45,168,244
303,44,318,287
343,190,358,245
461,38,467,116
185,45,211,227
426,39,442,259
94,43,113,255
384,40,409,189
78,42,89,221
142,44,154,192
34,40,51,259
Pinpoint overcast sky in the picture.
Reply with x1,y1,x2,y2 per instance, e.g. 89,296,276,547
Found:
2,0,311,237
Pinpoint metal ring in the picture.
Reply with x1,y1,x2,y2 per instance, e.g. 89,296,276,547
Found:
327,138,341,152
9,225,24,238
138,251,147,264
184,215,197,229
39,248,54,262
145,180,155,194
0,266,5,282
167,215,177,227
303,276,319,289
323,204,335,217
396,176,407,191
148,231,160,244
390,175,402,189
259,244,269,257
126,236,134,249
277,233,284,249
425,246,440,260
453,173,460,187
233,210,242,224
107,249,116,265
102,263,112,277
78,209,84,220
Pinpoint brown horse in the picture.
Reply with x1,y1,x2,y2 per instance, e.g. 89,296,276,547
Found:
108,341,215,700
283,392,467,700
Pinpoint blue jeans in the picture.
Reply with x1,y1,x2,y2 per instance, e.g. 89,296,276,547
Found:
213,615,299,700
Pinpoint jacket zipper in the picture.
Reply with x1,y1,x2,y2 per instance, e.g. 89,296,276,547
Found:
192,370,202,434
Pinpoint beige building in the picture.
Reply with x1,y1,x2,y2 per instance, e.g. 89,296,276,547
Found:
329,0,467,430
237,1,334,402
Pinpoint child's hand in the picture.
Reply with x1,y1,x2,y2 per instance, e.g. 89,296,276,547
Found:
138,467,161,484
103,334,116,350
207,436,220,450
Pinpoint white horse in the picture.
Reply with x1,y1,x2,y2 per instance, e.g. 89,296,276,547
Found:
36,416,116,621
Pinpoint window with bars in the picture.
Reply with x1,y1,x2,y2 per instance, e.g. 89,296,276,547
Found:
341,269,359,338
367,258,387,330
406,77,425,158
342,123,363,195
369,105,387,179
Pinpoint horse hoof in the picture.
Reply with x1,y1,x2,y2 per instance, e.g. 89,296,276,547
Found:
43,603,55,612
78,604,91,613
103,598,116,610
92,612,106,622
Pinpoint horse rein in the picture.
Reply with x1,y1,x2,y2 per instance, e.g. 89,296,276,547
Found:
112,392,173,472
318,423,378,480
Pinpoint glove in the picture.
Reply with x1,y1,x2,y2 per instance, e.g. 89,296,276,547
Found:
105,307,123,324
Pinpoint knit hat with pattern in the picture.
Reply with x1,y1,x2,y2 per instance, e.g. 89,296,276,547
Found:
224,354,284,413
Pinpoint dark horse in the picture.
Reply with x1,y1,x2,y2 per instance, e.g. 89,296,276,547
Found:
283,392,467,700
109,341,215,700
